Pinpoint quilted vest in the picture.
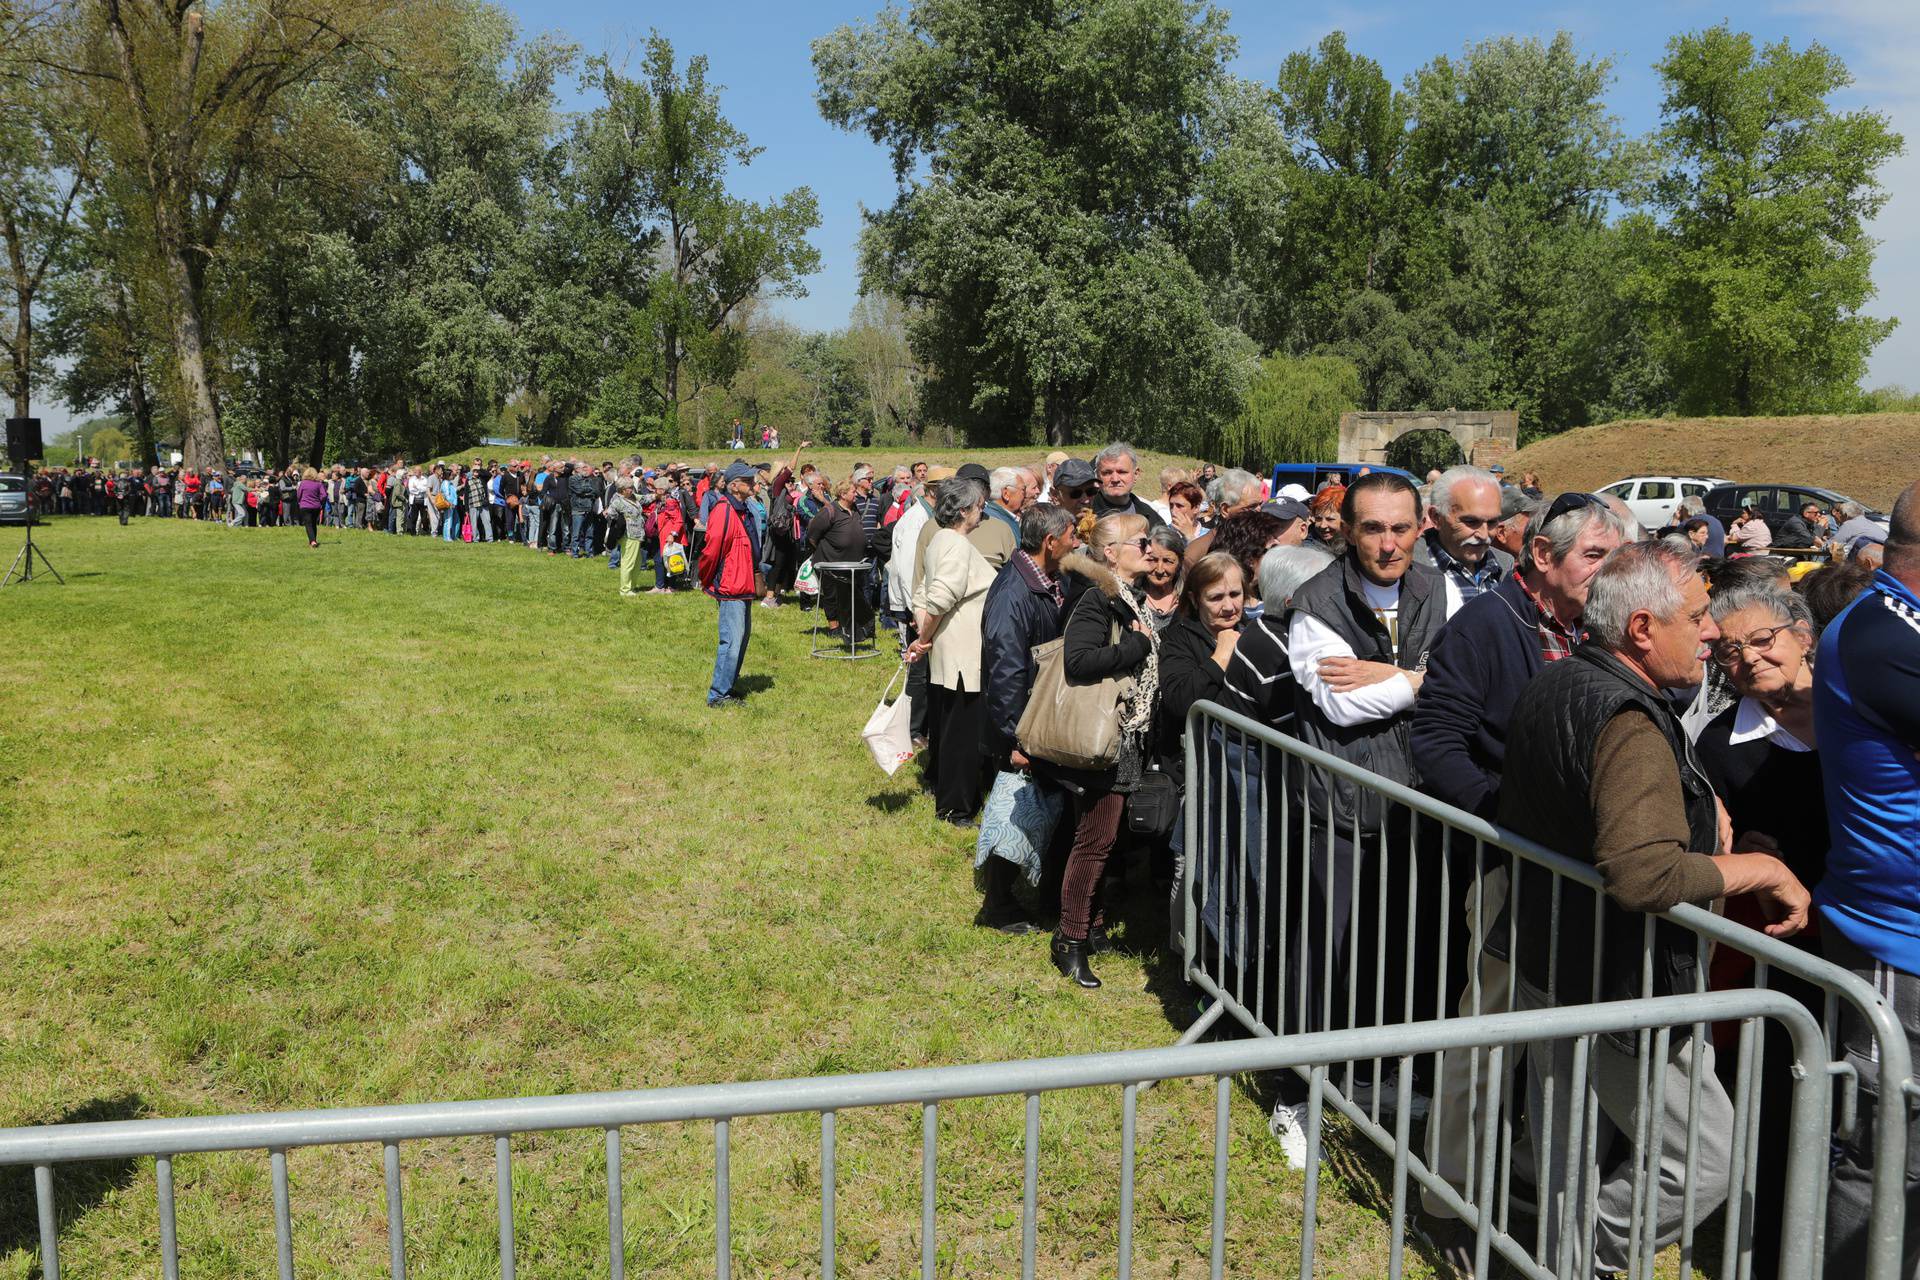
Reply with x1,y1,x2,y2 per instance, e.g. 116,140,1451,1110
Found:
1497,644,1720,1028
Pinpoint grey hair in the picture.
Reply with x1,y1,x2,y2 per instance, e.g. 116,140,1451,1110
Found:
1093,442,1139,472
934,477,987,528
851,463,874,482
989,466,1024,501
1833,499,1864,522
1534,501,1632,565
1658,533,1698,558
1429,465,1500,517
1709,583,1813,631
1583,541,1699,650
1259,543,1334,609
1207,467,1260,510
1019,502,1072,552
1146,523,1188,559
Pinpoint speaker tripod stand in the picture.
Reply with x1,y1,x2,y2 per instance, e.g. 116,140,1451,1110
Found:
3,463,63,587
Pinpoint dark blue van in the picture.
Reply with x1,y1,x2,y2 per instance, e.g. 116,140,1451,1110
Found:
1268,462,1418,495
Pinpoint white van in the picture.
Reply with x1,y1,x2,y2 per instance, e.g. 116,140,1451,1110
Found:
1596,475,1731,531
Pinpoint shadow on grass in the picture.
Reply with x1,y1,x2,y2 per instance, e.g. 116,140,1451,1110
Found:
0,1094,146,1259
864,789,917,814
734,673,777,696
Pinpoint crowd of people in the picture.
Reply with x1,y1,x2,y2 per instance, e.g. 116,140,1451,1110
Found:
29,440,1920,1275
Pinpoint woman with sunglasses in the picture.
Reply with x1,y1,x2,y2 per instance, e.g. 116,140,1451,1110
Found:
1046,513,1160,988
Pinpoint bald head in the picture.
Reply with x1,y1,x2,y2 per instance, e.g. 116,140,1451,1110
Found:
1887,479,1920,584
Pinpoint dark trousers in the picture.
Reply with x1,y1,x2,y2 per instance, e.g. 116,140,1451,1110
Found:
1060,790,1126,940
929,683,985,819
1824,930,1920,1279
301,509,320,542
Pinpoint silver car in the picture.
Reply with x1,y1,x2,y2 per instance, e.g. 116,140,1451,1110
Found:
0,473,30,524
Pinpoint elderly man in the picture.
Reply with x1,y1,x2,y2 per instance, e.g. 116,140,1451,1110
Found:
697,462,765,707
970,465,1027,569
1414,465,1512,617
1832,498,1890,548
1500,540,1809,1275
1090,442,1166,528
1410,492,1629,1236
1185,468,1264,564
978,503,1080,933
1817,480,1920,1274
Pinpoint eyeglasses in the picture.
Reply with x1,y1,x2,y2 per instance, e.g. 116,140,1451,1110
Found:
1121,537,1152,551
1545,491,1604,524
1711,623,1797,666
1061,485,1095,499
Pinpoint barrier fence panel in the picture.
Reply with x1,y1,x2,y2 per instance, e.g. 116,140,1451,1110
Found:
1181,698,1913,1280
1,995,1822,1280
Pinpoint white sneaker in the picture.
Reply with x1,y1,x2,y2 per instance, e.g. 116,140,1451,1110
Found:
1268,1100,1313,1169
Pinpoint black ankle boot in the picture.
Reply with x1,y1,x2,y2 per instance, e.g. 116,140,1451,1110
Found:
1086,922,1113,955
1051,933,1102,989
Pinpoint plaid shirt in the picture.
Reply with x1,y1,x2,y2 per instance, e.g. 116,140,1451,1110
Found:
1425,530,1505,608
1516,573,1579,663
1017,550,1063,608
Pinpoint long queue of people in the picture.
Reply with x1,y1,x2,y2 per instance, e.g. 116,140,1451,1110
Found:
700,448,1913,1279
36,443,1920,1275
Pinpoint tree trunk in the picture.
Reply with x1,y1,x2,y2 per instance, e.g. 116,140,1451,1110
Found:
309,350,332,465
1045,388,1073,447
159,235,226,471
125,354,155,466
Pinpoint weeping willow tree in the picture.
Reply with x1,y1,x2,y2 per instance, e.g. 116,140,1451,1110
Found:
1205,353,1360,471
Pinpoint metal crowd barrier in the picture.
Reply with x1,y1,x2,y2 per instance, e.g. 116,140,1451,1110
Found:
1180,698,1914,1280
1,995,1824,1280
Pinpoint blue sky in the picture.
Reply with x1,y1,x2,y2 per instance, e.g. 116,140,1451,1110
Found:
499,0,1920,391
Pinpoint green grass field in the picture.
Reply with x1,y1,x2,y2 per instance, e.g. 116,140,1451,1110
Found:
0,516,1434,1278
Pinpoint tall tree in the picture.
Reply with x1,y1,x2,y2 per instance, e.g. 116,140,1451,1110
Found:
1627,25,1902,415
0,11,95,420
585,36,819,445
815,0,1251,447
87,0,409,470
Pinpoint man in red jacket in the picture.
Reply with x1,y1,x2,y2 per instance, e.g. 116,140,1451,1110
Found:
699,462,764,707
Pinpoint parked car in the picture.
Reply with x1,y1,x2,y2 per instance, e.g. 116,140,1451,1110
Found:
1596,475,1731,531
0,473,29,525
1700,482,1888,541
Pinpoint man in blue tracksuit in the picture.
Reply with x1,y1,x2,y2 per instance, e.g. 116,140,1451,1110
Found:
1817,478,1920,1275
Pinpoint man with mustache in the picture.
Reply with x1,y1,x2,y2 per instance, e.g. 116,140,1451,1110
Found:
1414,466,1512,618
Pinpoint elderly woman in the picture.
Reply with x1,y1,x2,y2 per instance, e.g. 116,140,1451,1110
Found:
1155,552,1244,765
1140,525,1188,631
805,475,873,640
1693,584,1826,1279
906,477,996,825
1047,513,1160,988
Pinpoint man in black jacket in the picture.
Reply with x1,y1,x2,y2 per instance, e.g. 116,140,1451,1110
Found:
1089,443,1166,529
567,462,602,558
1501,539,1808,1274
976,503,1078,933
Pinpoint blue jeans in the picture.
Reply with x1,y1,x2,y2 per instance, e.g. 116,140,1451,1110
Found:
569,510,594,556
522,500,538,544
442,506,460,541
709,599,752,703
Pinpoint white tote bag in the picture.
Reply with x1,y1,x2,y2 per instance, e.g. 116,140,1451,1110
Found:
862,663,918,776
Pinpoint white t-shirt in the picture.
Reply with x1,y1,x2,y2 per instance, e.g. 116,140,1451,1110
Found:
1287,578,1416,727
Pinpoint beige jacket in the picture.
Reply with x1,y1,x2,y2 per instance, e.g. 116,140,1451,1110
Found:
913,526,997,691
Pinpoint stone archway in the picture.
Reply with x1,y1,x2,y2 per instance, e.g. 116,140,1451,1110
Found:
1336,410,1519,471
